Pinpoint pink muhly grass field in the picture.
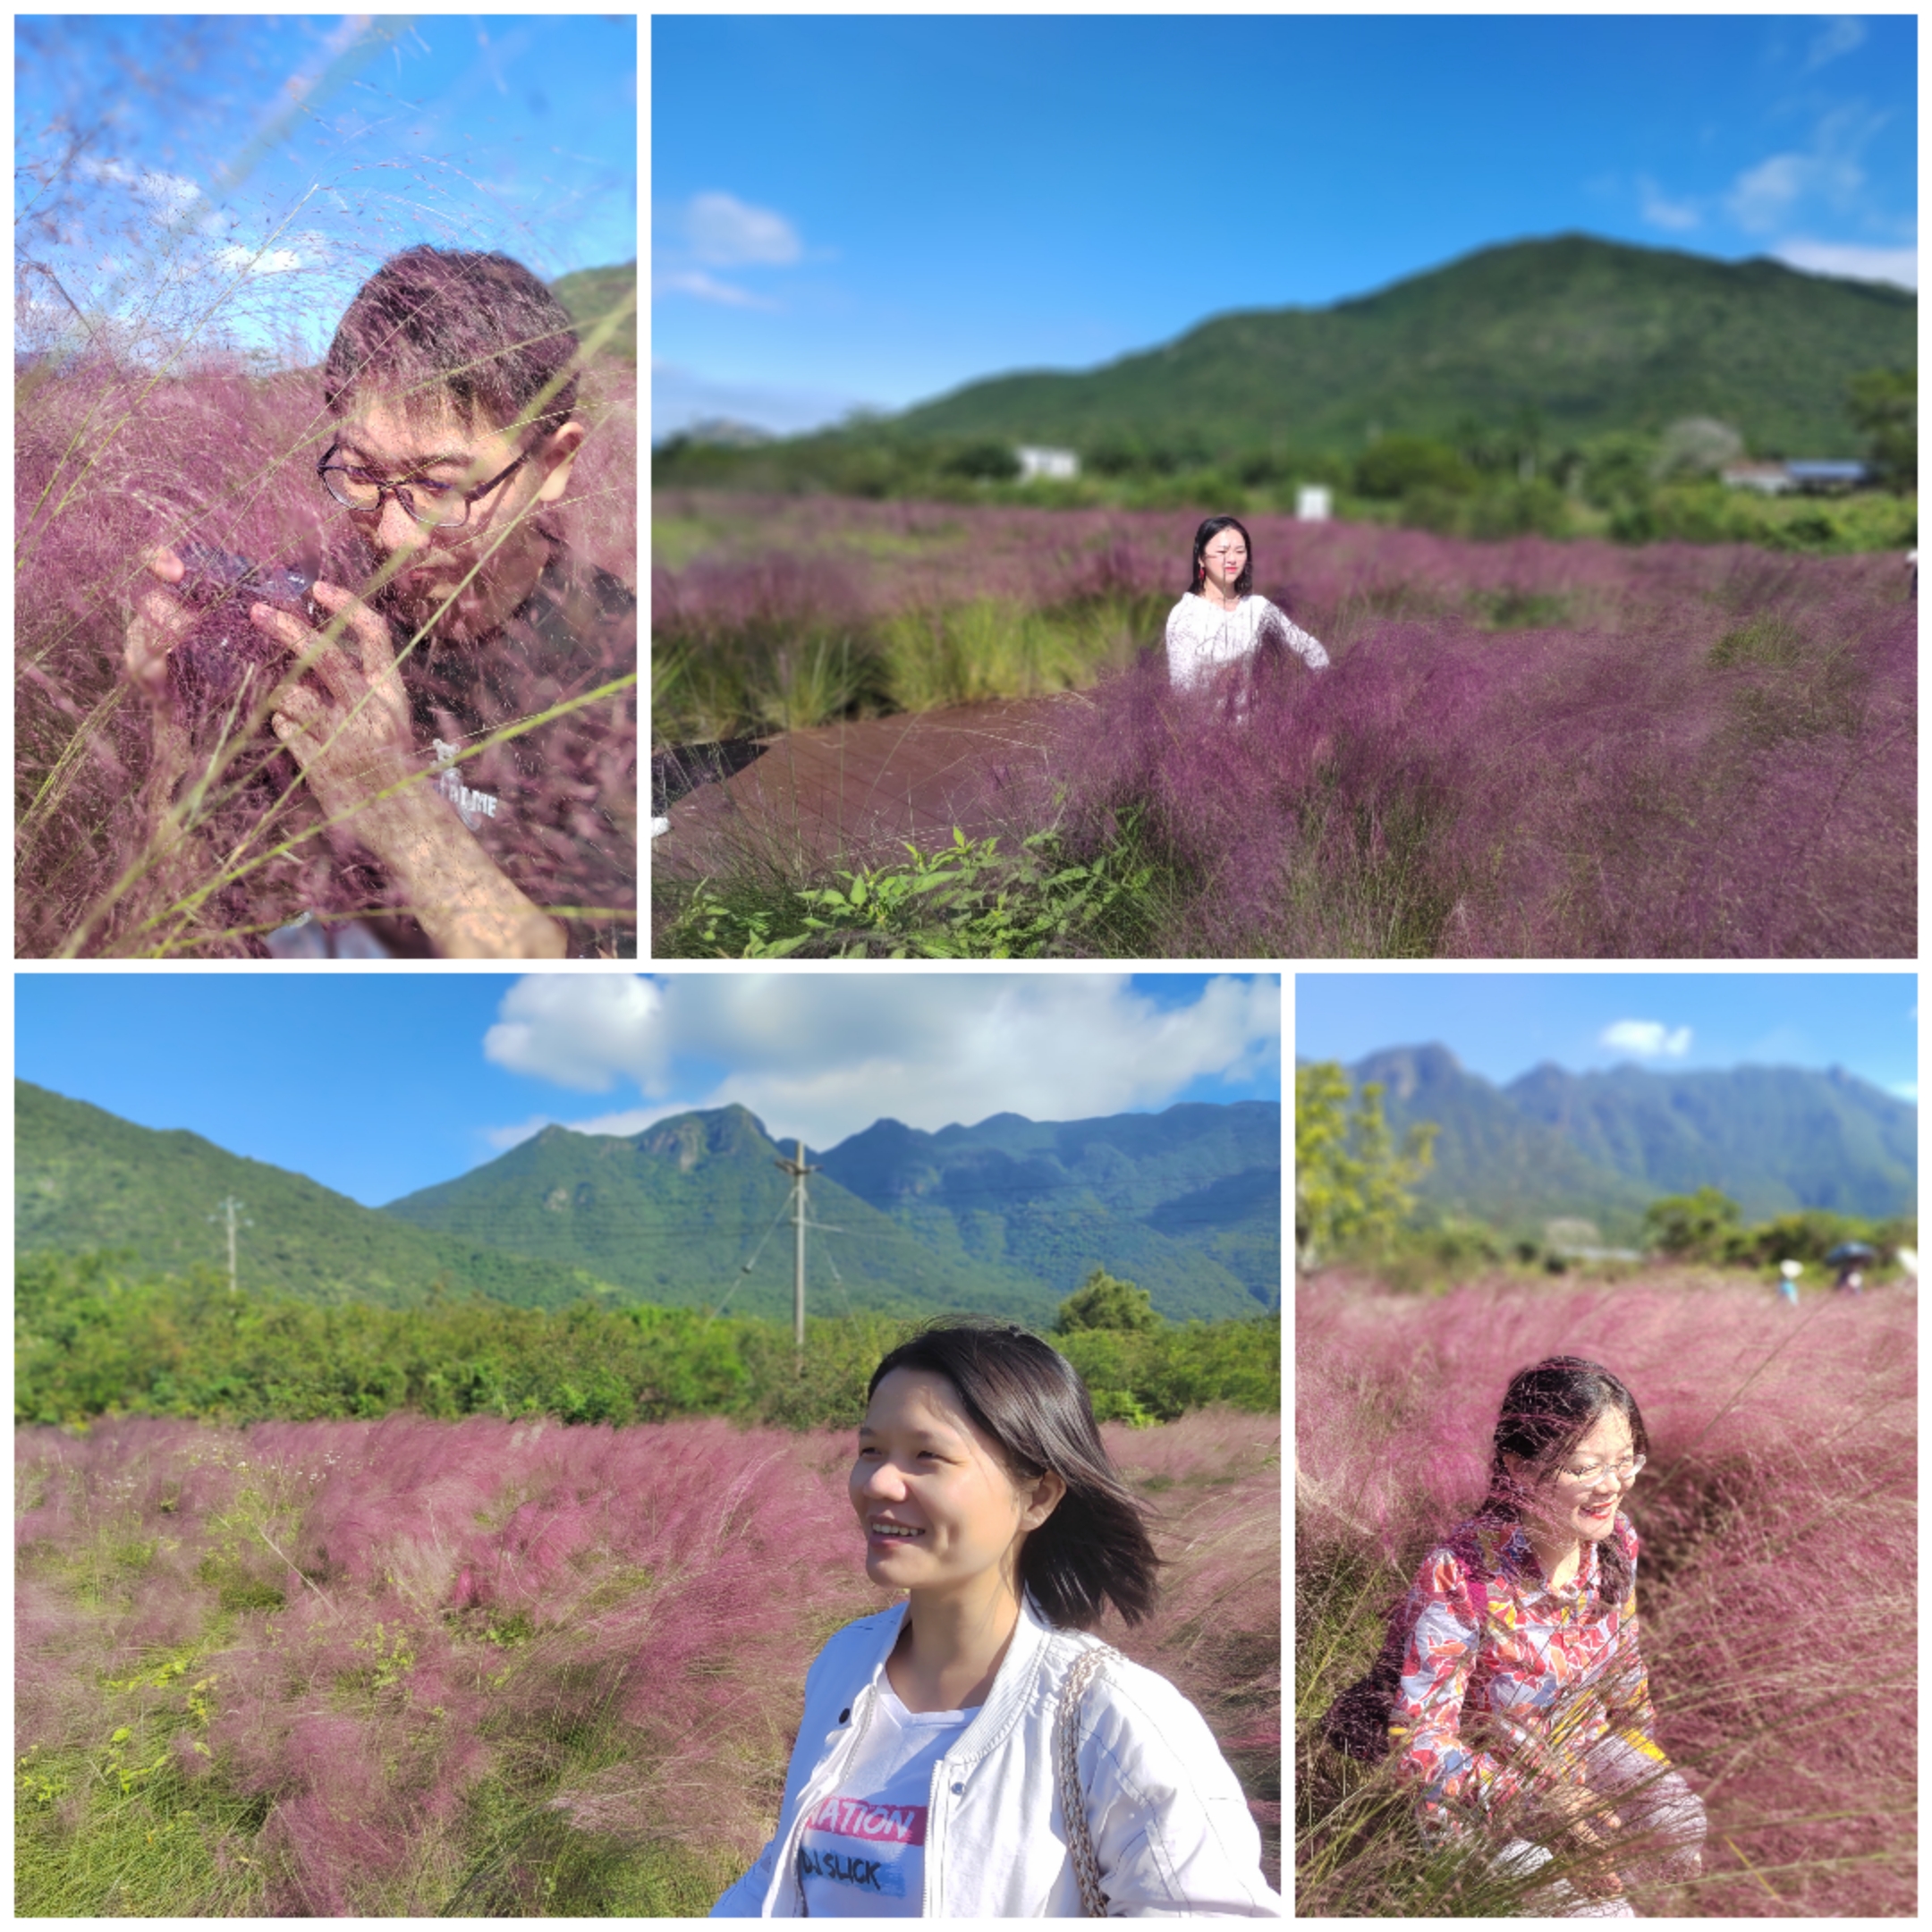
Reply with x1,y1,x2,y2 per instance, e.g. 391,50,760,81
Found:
656,497,1913,957
16,355,636,958
1296,1269,1915,1916
16,1408,1278,1914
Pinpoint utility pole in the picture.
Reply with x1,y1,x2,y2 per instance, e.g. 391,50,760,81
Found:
773,1140,818,1352
210,1197,250,1295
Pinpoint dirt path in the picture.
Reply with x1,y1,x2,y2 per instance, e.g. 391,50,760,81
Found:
650,694,1088,882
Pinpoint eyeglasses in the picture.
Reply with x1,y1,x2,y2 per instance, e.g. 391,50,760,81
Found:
317,442,531,530
1560,1454,1646,1487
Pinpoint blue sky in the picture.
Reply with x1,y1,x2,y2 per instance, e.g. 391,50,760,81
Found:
652,13,1917,436
14,973,1281,1208
17,15,636,368
1296,972,1919,1101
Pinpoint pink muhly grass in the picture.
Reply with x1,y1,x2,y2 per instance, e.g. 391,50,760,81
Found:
1296,1269,1915,1916
17,1407,1278,1912
1036,576,1911,958
656,497,1911,957
17,353,636,959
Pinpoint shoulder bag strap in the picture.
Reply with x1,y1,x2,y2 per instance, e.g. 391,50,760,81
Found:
1055,1642,1123,1918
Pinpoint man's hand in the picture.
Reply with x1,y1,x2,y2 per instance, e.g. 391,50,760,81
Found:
253,580,415,826
250,580,565,960
123,547,192,707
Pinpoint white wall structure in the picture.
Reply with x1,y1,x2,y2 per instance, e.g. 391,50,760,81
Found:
1016,445,1080,482
1720,462,1793,495
1295,485,1333,521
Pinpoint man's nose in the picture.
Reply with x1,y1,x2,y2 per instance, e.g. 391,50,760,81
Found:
376,492,428,556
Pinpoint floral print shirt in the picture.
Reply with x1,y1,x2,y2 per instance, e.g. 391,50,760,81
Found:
1389,1512,1662,1838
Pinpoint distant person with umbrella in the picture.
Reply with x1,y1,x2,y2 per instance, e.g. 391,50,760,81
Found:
1828,1241,1876,1295
1775,1259,1802,1308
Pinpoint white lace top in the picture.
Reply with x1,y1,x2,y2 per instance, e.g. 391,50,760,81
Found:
1164,592,1329,692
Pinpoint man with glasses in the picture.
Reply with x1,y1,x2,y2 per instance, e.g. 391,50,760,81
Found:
123,245,636,958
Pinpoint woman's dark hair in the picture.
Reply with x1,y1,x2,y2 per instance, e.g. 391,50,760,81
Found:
1185,514,1254,597
867,1319,1162,1630
324,244,581,446
1480,1355,1649,1610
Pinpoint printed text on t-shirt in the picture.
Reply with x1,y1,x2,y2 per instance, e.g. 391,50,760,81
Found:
803,1796,928,1845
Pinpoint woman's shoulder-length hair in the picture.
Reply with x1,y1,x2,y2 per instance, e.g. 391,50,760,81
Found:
868,1319,1163,1630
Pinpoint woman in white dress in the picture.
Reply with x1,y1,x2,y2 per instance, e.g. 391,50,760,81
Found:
1164,515,1329,695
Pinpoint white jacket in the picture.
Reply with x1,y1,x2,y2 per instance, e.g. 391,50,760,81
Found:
710,1595,1280,1918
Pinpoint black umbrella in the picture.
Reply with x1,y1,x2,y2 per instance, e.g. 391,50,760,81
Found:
1826,1241,1877,1264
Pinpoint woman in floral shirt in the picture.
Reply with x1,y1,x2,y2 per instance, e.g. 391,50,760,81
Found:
1390,1357,1705,1915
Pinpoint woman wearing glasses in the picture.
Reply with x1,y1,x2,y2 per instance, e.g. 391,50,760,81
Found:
1164,514,1328,697
1390,1357,1704,1916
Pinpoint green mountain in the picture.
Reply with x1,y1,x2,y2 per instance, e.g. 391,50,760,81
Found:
892,234,1913,458
1502,1062,1917,1218
815,1103,1280,1312
386,1103,1275,1324
1334,1046,1917,1237
552,261,637,363
1348,1046,1652,1241
15,1083,1278,1326
14,1080,618,1309
383,1106,1046,1323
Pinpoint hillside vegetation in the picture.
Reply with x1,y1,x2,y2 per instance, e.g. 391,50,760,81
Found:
552,260,638,364
891,235,1913,457
656,239,1917,530
18,1083,1279,1326
1343,1047,1917,1237
15,1082,617,1311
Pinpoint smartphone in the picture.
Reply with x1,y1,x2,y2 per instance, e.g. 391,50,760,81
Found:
175,539,322,623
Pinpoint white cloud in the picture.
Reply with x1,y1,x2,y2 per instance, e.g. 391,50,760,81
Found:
685,191,802,267
1888,1081,1918,1104
653,267,773,309
1804,17,1867,72
213,245,303,276
1600,1020,1693,1059
1773,238,1917,289
486,975,667,1092
482,975,1281,1151
1728,155,1818,233
1725,106,1883,235
1638,175,1700,233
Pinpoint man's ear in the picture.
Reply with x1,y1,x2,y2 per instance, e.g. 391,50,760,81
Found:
532,420,586,504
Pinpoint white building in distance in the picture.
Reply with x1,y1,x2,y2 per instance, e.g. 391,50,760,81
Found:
1016,445,1080,482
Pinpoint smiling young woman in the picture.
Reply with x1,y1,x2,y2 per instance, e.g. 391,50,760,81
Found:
709,1321,1279,1918
1164,513,1329,699
1376,1357,1706,1916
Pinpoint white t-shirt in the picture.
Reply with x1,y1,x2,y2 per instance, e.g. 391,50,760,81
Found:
1164,592,1329,692
796,1684,975,1916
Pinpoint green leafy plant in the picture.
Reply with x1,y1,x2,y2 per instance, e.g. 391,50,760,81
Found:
665,819,1156,960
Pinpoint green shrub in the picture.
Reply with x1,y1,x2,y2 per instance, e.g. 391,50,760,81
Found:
13,1252,1278,1430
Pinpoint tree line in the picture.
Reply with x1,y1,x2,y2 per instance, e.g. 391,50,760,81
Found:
14,1252,1278,1432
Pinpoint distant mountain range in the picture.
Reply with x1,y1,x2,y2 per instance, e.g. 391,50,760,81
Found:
16,1081,1279,1326
1326,1046,1916,1240
892,235,1913,457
